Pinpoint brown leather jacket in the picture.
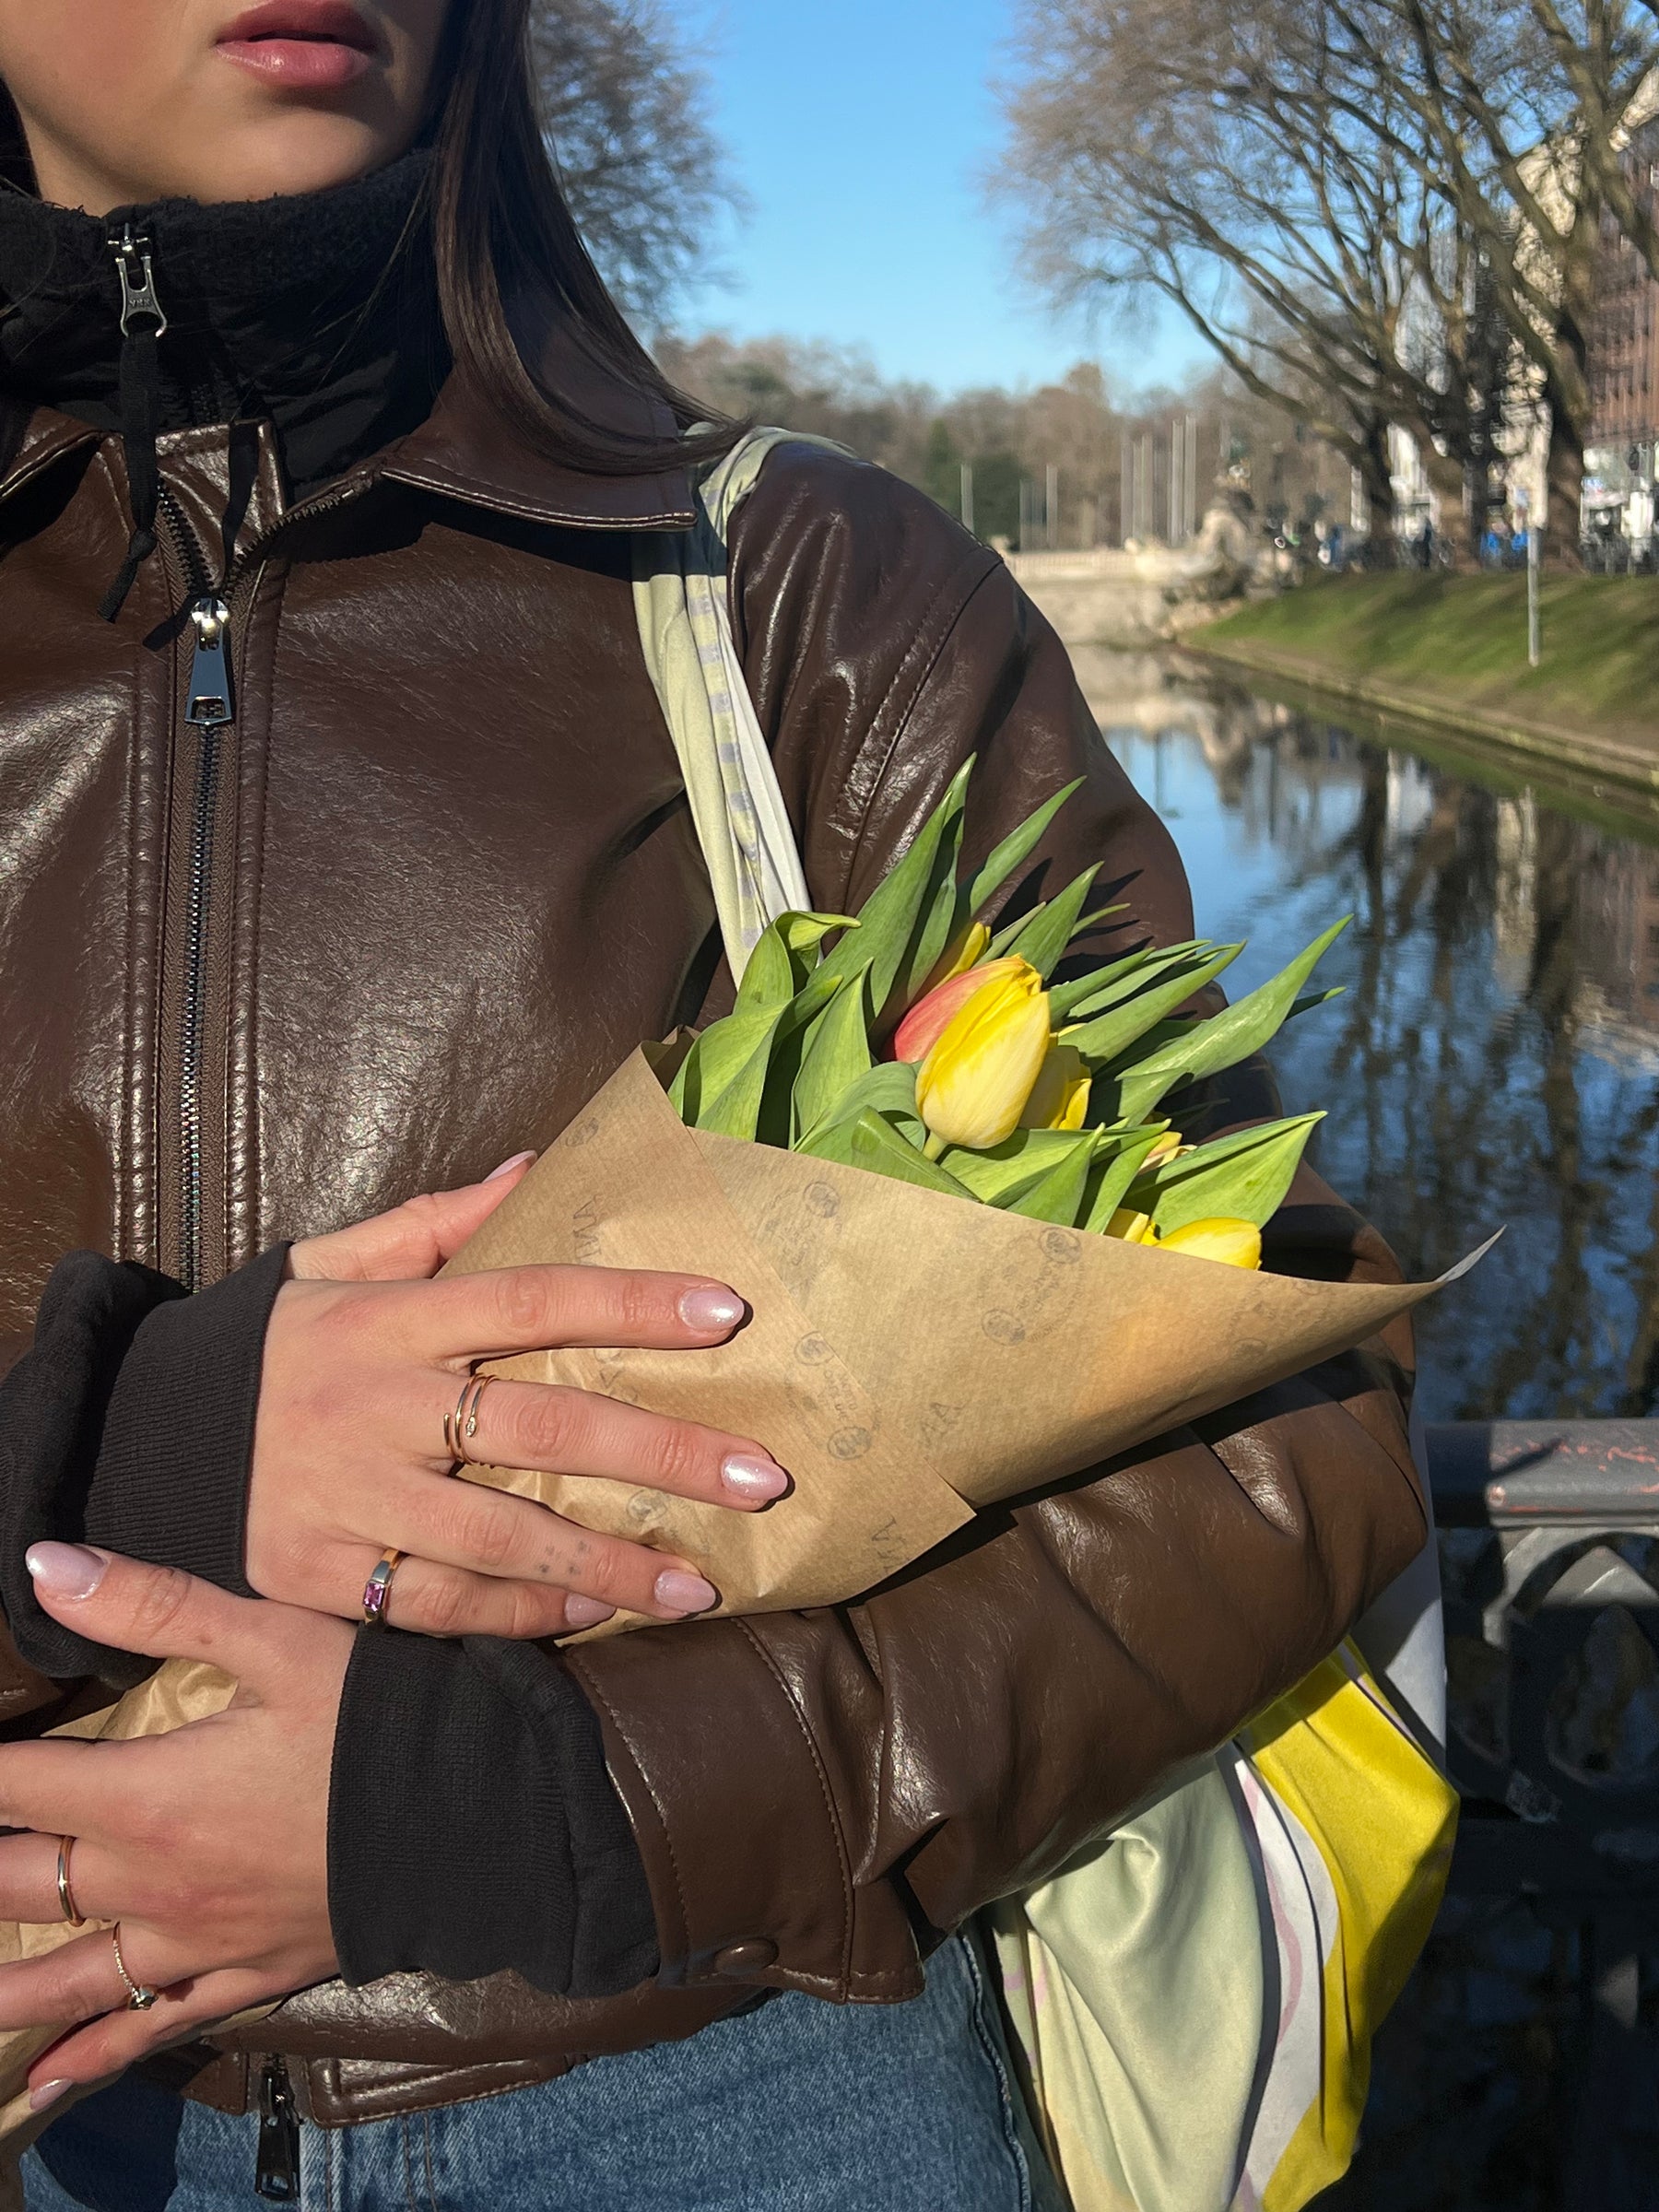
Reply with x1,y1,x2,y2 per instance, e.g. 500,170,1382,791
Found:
0,341,1426,2126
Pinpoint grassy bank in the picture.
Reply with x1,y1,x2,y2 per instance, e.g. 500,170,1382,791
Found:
1194,571,1659,789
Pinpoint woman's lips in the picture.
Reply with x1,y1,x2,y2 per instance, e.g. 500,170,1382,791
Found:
216,1,378,88
216,39,373,88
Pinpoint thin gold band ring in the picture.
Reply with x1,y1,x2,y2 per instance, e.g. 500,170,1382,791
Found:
55,1836,84,1929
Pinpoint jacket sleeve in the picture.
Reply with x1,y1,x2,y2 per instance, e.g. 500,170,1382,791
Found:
562,446,1427,2003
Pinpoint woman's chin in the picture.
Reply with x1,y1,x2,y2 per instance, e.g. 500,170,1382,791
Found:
135,111,413,206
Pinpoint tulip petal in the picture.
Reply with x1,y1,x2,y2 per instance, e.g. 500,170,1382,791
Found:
1153,1218,1263,1270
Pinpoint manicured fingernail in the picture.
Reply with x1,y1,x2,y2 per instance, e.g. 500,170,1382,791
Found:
678,1285,747,1333
486,1150,536,1182
29,2079,72,2112
655,1568,719,1614
25,1544,108,1600
564,1596,618,1630
721,1453,790,1502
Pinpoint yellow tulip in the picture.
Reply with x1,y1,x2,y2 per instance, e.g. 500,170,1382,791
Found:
1142,1129,1188,1168
916,959,1053,1151
1104,1208,1157,1243
1154,1218,1262,1271
1021,1042,1091,1131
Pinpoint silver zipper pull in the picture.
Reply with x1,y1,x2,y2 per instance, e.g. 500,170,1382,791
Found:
110,222,168,335
186,597,234,727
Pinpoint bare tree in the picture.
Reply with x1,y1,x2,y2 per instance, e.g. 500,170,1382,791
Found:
1340,0,1659,558
998,0,1524,559
1002,0,1659,562
531,0,735,323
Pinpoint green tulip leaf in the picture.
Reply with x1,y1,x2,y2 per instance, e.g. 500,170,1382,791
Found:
669,1006,779,1123
795,1060,922,1149
792,970,874,1143
891,798,971,1018
680,1006,790,1139
966,778,1085,921
1063,944,1241,1068
1131,1113,1325,1233
1112,920,1350,1124
798,1108,980,1200
1052,940,1212,1023
939,1126,1097,1203
818,759,974,1018
735,910,857,1017
1005,1134,1101,1226
993,866,1102,980
1081,1128,1169,1232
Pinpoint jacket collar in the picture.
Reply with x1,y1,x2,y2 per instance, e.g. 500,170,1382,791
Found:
380,313,698,533
0,308,699,534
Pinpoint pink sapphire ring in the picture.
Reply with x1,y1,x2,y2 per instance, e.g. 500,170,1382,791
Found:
360,1547,406,1627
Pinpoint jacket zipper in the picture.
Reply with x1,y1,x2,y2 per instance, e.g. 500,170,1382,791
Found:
154,486,232,1291
119,232,368,1286
254,2054,301,2200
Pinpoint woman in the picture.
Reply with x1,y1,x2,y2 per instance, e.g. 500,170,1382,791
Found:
0,3,1428,2206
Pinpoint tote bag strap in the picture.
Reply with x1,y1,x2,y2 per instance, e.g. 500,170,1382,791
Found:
632,426,848,981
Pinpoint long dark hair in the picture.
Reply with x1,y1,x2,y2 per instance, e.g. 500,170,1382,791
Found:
0,0,736,478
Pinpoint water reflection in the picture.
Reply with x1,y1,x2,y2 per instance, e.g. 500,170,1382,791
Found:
1072,647,1659,1422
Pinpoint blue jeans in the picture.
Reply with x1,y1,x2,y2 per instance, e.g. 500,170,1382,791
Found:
23,1934,1060,2211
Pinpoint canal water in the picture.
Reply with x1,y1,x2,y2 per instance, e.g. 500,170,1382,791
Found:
1076,649,1659,2208
1075,646,1659,1424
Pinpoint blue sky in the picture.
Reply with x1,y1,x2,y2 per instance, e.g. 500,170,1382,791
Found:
674,0,1202,397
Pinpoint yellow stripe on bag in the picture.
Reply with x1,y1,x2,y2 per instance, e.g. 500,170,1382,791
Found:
1241,1646,1458,2212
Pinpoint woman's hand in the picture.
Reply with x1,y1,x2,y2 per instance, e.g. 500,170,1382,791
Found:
249,1156,788,1637
0,1546,347,2109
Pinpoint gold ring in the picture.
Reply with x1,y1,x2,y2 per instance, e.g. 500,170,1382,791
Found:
361,1547,405,1627
441,1372,493,1468
55,1836,84,1928
110,1924,158,2012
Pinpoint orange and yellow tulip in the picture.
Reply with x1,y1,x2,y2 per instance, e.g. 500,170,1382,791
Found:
916,959,1053,1150
893,954,1028,1066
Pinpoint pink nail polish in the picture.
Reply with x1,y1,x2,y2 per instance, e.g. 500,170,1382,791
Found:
655,1567,719,1614
25,1544,108,1600
29,2079,72,2113
486,1150,536,1182
564,1595,618,1630
721,1453,789,1502
678,1285,747,1334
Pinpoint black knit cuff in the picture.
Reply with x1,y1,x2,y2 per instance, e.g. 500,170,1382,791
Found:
0,1253,185,1681
328,1629,659,1998
82,1242,290,1597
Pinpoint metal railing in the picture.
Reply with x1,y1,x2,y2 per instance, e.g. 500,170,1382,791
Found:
1421,1420,1658,2199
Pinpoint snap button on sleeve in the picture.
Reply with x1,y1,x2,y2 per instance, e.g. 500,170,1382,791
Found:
712,1938,779,1977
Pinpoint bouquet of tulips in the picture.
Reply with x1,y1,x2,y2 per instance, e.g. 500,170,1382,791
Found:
426,764,1453,1622
663,760,1344,1278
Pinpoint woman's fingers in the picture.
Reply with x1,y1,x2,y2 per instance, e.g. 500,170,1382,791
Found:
391,1265,748,1362
0,1920,192,2034
28,1965,282,2106
418,1379,789,1508
324,1534,719,1636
